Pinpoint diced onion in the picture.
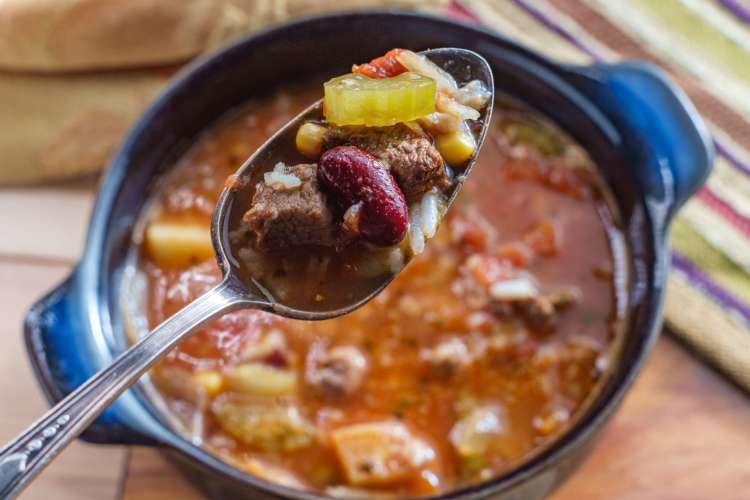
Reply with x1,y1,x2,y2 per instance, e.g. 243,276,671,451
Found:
489,276,539,300
264,162,301,190
437,93,480,121
455,79,492,110
396,50,458,96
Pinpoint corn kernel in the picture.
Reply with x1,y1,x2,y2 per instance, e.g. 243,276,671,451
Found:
435,129,476,167
193,370,223,396
295,122,327,158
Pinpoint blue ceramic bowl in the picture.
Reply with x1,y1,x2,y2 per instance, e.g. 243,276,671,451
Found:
25,11,712,500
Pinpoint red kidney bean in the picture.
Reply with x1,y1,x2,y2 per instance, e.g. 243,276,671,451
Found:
318,146,408,246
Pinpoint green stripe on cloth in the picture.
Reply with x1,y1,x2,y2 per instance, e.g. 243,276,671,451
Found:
633,0,750,84
666,272,750,389
460,0,595,63
671,217,750,304
581,0,750,123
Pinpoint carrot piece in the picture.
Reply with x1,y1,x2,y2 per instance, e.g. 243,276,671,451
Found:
496,242,532,268
352,48,408,78
524,220,561,257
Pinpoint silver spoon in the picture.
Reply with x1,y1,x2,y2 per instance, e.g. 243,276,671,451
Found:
0,48,493,498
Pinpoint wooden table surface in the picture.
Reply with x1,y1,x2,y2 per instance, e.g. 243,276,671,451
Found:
3,183,750,499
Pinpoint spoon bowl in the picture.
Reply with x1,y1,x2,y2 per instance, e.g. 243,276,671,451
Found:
0,47,493,498
213,47,495,320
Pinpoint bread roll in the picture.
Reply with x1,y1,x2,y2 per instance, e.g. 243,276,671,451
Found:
0,0,448,72
0,68,173,184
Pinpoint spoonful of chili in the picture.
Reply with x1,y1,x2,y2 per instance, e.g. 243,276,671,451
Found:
0,47,493,498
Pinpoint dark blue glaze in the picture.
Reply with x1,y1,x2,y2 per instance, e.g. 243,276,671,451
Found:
24,12,712,499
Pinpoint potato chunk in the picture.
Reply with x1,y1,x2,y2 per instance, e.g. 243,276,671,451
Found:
449,404,508,458
226,363,297,396
212,396,315,451
330,421,435,486
144,219,213,268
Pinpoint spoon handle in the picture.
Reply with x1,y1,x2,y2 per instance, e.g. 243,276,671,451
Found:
0,278,248,499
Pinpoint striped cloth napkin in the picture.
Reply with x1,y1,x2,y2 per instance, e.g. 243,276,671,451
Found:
449,0,750,391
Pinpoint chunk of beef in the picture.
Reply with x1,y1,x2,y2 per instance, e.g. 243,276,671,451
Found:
517,289,579,330
325,124,450,198
420,337,472,376
243,163,336,250
305,343,367,398
489,283,580,332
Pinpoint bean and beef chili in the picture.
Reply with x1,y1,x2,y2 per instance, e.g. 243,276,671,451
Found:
134,83,624,497
223,50,491,311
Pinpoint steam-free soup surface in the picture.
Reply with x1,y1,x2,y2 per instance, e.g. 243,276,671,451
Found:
137,83,623,497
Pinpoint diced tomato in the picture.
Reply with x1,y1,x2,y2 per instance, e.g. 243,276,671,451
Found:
524,220,560,257
451,218,490,253
352,48,408,79
263,350,289,369
512,337,539,358
496,242,532,268
502,158,593,199
466,254,511,288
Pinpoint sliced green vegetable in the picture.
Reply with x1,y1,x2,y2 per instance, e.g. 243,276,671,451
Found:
324,72,436,127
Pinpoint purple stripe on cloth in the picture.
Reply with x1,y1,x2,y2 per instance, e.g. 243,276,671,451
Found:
509,0,601,60
672,251,750,325
506,0,750,179
713,140,750,177
716,0,750,25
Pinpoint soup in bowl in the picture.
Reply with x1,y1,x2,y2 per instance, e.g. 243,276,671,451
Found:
129,81,626,497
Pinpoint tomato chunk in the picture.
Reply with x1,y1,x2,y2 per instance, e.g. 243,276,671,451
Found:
352,48,408,78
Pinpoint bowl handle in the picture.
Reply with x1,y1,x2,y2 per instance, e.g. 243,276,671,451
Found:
556,61,714,222
24,273,157,446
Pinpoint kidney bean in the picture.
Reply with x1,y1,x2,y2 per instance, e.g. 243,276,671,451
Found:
318,146,408,246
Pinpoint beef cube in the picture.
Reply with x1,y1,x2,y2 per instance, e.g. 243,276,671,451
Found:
325,124,450,198
243,163,336,250
305,343,367,398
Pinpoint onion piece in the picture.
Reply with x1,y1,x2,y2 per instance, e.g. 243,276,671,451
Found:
455,79,492,110
264,162,301,190
489,275,539,301
436,93,480,121
396,50,459,96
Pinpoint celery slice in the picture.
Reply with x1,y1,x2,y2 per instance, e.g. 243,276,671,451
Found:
324,72,436,127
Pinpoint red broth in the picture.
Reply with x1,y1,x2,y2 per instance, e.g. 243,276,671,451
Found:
134,83,625,497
